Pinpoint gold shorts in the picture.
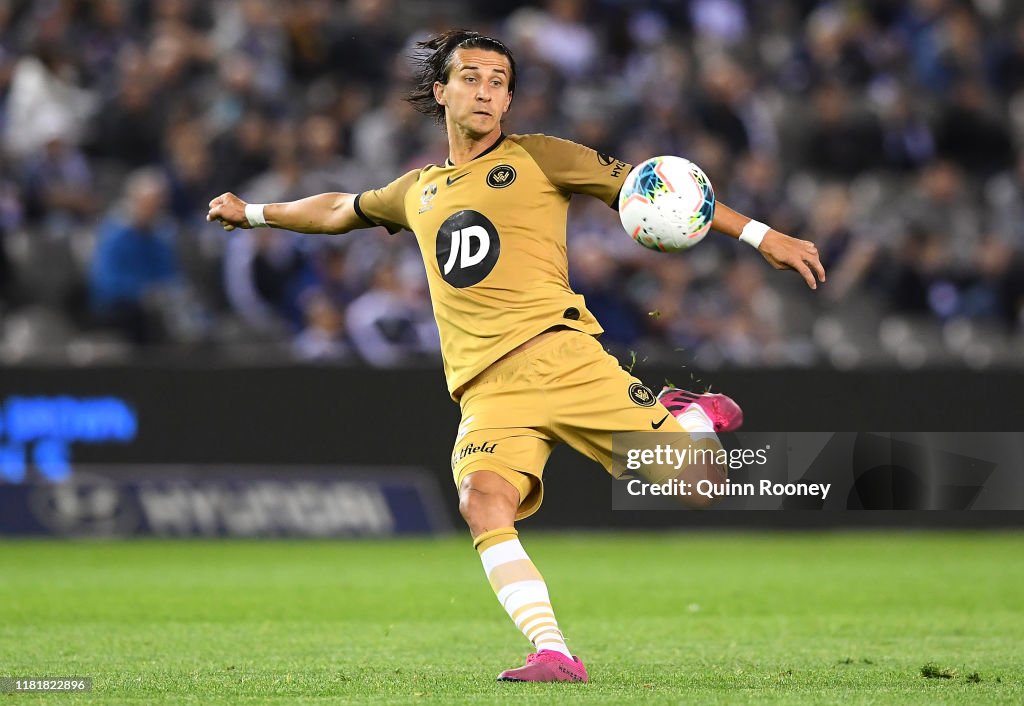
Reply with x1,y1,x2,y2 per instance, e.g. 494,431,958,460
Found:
451,329,679,519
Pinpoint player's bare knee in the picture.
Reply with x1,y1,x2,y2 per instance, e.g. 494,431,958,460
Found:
458,471,519,534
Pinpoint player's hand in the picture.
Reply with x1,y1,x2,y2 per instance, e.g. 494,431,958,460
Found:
206,192,250,231
757,230,826,290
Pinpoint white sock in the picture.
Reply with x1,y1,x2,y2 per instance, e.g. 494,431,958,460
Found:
675,403,714,433
478,534,573,658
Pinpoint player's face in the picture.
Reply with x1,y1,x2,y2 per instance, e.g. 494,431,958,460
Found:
434,48,513,138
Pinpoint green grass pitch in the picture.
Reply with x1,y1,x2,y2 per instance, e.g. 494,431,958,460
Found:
1,532,1021,704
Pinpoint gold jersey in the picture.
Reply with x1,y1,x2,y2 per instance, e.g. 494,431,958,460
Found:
354,133,631,399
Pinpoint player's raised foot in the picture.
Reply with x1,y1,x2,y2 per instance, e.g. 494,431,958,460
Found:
657,386,744,432
497,650,588,683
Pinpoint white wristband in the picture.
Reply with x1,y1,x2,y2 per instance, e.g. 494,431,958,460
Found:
244,203,268,228
739,219,770,249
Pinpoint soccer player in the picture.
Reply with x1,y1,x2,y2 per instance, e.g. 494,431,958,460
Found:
208,30,825,683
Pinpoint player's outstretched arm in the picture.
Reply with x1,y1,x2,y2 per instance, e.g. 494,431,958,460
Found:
712,201,826,290
206,192,365,235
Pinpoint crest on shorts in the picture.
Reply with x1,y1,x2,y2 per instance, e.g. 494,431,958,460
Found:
628,382,657,407
486,164,516,188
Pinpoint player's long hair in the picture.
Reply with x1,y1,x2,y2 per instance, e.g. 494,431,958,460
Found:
406,29,517,126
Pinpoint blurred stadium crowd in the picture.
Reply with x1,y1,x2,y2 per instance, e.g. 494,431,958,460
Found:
1,0,1024,369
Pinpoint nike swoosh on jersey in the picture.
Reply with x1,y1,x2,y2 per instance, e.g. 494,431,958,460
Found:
446,173,470,186
651,414,669,429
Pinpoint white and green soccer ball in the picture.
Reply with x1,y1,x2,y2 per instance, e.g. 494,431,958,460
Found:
618,156,716,252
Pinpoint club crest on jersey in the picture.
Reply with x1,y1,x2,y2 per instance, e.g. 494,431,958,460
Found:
418,183,438,213
486,164,516,189
629,382,657,407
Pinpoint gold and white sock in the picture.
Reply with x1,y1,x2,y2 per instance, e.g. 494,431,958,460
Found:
474,527,572,658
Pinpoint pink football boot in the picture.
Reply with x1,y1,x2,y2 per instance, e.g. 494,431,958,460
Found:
657,386,744,432
497,650,589,683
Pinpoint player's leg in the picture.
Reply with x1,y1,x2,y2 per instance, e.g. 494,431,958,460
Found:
458,468,520,537
458,469,566,653
453,335,590,681
453,437,587,682
457,467,587,682
545,332,738,508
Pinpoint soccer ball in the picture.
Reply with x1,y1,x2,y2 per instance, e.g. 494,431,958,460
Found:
618,156,716,252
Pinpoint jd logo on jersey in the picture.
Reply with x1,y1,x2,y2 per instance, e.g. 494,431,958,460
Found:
436,210,501,288
486,164,516,188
